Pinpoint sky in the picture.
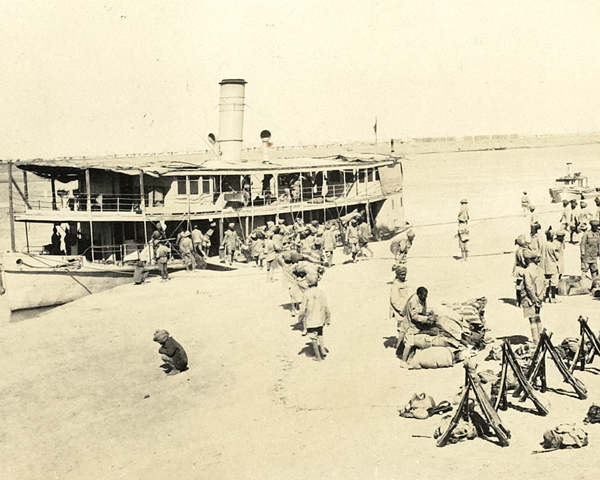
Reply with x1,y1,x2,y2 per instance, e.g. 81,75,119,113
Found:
1,0,599,159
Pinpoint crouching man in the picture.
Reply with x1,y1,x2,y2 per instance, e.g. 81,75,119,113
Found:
153,329,188,375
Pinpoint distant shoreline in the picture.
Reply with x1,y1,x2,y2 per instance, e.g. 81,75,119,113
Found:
1,132,600,164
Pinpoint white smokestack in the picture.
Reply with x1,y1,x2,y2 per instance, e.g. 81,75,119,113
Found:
218,79,247,163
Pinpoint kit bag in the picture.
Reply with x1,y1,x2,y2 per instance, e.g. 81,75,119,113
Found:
584,404,600,424
542,424,588,449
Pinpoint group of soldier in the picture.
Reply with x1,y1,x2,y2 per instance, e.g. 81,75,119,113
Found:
514,193,600,343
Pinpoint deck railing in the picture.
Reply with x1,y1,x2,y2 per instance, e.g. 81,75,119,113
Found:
14,193,149,213
13,181,384,214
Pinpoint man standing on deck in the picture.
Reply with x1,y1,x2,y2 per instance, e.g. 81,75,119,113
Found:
522,249,545,343
580,219,600,279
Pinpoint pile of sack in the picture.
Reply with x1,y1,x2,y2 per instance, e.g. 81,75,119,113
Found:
433,297,490,350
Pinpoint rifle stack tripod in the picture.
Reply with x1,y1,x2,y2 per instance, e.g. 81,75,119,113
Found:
437,319,596,447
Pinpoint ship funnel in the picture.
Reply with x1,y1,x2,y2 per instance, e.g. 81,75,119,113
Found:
218,79,247,163
566,162,572,177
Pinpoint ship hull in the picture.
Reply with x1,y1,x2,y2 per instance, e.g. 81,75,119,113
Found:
0,253,184,312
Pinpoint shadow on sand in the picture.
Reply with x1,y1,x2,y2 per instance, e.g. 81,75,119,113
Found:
498,297,519,307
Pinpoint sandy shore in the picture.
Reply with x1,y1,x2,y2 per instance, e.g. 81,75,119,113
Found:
2,143,600,479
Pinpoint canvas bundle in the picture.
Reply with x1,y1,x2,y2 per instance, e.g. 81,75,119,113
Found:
542,424,588,449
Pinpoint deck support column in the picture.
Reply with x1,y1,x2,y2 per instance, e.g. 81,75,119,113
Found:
139,170,150,262
8,162,16,252
85,169,94,258
23,171,28,202
51,176,57,210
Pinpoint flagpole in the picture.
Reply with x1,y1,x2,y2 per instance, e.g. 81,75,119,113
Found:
374,116,378,154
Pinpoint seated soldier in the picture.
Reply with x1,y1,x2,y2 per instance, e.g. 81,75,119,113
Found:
398,286,438,362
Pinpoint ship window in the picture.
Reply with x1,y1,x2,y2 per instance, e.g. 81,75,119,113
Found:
202,178,211,194
375,170,380,181
327,170,341,183
367,169,373,182
189,177,199,195
177,177,186,195
358,170,366,183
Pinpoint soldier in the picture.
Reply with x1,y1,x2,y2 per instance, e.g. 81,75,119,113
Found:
579,200,592,231
390,266,410,358
322,223,336,267
458,199,469,223
522,250,545,343
559,199,570,231
457,220,470,262
357,217,374,258
521,191,531,216
555,229,567,276
191,224,204,256
540,228,561,303
580,219,600,279
299,277,331,361
513,234,529,307
568,199,580,243
223,222,241,265
345,219,360,263
529,205,540,229
178,231,195,272
153,330,188,375
155,240,170,280
399,287,438,362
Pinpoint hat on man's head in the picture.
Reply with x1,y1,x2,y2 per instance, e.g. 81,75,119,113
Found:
581,201,588,208
523,191,527,194
515,234,529,247
460,199,468,204
183,231,191,237
395,266,408,276
563,199,570,206
523,249,539,260
591,219,600,227
406,229,415,239
556,230,568,238
153,330,169,343
228,222,235,228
